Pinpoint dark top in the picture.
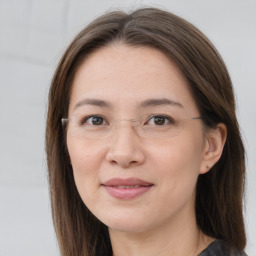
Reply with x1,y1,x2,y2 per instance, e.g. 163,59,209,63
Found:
198,240,247,256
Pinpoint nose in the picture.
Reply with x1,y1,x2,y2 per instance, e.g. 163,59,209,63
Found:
105,123,146,168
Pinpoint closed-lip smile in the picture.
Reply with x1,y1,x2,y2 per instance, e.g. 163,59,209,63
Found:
102,178,154,200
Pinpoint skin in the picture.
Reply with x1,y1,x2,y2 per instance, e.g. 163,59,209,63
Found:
67,44,226,256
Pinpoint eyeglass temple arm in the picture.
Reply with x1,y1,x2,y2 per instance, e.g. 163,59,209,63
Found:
61,118,68,126
191,116,203,120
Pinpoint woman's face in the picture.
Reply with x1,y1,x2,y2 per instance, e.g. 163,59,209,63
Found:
67,44,209,233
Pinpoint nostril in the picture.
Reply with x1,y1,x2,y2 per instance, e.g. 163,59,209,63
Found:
109,159,137,166
109,159,118,165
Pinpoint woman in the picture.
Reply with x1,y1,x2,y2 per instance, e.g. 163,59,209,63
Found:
46,7,247,256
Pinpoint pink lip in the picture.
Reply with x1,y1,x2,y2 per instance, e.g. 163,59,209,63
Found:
102,178,154,200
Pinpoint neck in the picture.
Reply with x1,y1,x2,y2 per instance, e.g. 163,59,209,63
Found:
109,209,214,256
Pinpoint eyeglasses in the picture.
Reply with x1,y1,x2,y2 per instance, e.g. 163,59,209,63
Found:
61,111,202,140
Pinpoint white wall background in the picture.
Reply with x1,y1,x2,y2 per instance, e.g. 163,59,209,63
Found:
0,0,255,255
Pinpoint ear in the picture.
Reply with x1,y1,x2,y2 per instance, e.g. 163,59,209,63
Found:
200,123,227,174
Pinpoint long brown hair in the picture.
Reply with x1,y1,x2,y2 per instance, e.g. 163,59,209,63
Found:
46,7,246,256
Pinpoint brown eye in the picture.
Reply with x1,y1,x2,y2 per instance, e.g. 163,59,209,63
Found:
146,115,175,126
91,116,104,125
81,115,107,126
154,116,166,125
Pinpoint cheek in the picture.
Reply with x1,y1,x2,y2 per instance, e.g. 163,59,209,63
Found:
148,134,205,194
67,138,105,196
67,137,103,169
151,135,204,172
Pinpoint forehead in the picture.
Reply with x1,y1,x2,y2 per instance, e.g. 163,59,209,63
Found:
69,44,198,114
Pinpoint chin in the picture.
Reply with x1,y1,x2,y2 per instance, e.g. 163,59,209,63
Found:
97,211,156,234
108,222,150,234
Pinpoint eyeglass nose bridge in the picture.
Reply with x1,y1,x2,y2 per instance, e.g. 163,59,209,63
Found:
112,118,140,129
109,118,143,139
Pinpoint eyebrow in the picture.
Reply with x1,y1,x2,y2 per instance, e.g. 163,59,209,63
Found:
140,98,184,108
73,97,183,111
74,98,112,110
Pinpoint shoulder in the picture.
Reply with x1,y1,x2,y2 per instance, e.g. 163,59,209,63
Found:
198,240,247,256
